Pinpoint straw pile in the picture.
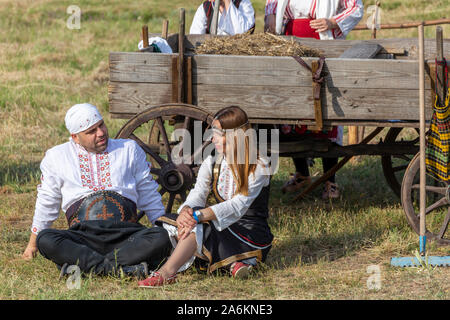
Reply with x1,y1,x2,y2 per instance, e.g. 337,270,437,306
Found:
194,32,322,57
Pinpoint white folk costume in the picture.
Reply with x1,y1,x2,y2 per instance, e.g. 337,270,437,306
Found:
190,0,255,35
265,0,364,39
33,104,172,276
32,138,166,234
265,0,363,194
157,155,273,274
265,0,363,147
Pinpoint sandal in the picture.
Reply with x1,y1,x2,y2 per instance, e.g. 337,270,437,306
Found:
322,181,340,200
281,173,311,194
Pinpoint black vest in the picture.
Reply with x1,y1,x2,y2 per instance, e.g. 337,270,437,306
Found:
202,0,255,34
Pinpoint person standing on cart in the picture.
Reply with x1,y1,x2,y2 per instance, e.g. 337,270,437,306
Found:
264,0,364,200
190,0,256,35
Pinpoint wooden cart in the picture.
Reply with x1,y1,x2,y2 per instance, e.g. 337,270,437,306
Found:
108,24,450,244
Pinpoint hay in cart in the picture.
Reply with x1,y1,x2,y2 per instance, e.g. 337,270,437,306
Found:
195,32,322,57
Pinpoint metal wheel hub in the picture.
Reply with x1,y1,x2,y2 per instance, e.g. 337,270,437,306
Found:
160,163,194,193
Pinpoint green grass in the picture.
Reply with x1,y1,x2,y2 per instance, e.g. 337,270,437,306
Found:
1,0,450,300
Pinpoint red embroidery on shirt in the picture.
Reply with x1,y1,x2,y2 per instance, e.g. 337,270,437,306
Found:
77,149,112,189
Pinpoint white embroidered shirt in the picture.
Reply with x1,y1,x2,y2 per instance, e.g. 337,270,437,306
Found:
31,138,165,234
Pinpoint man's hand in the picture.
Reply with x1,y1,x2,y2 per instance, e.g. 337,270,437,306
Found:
264,14,276,34
22,233,38,260
310,18,338,33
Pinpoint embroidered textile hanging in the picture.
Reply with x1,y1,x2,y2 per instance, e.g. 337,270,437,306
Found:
426,58,450,182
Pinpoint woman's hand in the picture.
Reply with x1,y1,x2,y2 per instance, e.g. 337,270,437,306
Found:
176,206,197,239
310,18,338,33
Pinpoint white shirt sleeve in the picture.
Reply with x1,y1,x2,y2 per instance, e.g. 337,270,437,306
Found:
209,161,270,231
333,0,364,38
31,150,63,235
177,156,213,213
190,4,208,34
265,0,278,16
219,0,255,35
132,142,166,224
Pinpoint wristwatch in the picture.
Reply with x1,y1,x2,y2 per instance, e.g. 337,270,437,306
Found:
193,211,203,223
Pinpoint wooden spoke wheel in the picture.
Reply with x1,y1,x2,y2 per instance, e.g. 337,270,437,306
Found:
381,127,419,197
115,104,214,215
401,153,450,245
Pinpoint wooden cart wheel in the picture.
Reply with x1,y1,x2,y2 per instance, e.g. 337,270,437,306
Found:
381,127,419,197
115,103,214,214
401,153,450,245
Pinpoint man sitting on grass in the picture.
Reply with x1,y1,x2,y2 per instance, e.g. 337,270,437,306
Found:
22,103,172,279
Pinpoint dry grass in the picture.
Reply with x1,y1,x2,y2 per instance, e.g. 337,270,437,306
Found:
195,32,322,56
0,0,449,300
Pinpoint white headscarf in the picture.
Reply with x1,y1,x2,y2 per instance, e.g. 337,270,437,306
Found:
65,103,103,134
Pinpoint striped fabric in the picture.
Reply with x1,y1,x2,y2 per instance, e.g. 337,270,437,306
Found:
426,59,450,181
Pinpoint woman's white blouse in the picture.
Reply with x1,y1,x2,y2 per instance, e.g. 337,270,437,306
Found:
178,155,271,231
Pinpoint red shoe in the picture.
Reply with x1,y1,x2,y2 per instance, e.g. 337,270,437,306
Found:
138,271,177,288
231,262,253,279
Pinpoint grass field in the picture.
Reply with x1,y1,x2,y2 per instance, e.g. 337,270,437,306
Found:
1,0,450,300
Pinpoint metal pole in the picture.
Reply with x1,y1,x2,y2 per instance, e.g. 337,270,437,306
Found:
418,23,426,256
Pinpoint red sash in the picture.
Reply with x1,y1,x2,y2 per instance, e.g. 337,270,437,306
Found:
285,18,320,39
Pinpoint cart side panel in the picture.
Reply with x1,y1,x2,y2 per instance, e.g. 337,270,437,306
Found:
191,54,434,121
109,52,176,118
109,52,439,121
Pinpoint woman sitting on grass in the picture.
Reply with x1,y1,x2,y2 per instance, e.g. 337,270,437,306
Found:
138,106,274,287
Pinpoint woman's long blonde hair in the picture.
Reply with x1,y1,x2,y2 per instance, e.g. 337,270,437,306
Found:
213,106,258,196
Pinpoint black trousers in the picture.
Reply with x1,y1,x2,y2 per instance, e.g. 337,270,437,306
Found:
36,220,172,275
293,157,338,183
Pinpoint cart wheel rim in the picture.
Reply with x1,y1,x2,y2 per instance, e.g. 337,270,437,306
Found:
401,152,450,245
115,104,214,214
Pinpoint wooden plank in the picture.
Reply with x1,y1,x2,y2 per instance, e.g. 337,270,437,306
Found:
183,35,450,60
171,56,179,103
109,52,434,89
194,84,433,121
108,82,173,115
109,52,175,83
192,55,432,89
250,118,425,128
108,81,434,121
339,42,382,152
